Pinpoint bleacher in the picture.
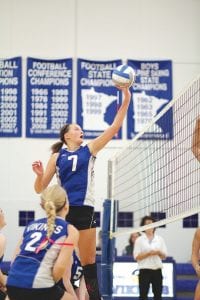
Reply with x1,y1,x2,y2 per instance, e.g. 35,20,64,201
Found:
176,263,197,300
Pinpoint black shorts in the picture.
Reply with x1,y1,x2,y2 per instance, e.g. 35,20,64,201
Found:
66,206,96,230
6,285,65,300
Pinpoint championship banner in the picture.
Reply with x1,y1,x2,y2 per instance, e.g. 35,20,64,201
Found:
26,57,72,138
77,58,122,139
127,60,173,139
0,57,22,137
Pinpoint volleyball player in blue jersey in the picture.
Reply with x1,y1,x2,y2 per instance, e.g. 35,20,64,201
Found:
70,251,84,291
32,86,131,300
59,250,89,299
6,184,79,300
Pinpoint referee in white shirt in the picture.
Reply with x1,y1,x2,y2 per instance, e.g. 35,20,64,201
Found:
133,216,167,300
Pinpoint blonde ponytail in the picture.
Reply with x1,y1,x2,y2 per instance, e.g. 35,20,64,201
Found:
37,185,68,252
44,199,56,239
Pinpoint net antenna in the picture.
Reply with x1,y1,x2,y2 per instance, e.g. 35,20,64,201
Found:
108,75,200,238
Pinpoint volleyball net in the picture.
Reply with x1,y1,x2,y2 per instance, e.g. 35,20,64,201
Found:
108,75,200,237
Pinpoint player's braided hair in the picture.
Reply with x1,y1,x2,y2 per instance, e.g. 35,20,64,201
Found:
41,184,68,239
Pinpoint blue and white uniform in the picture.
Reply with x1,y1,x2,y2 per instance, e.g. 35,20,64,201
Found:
57,251,83,290
56,145,96,207
7,217,69,289
71,251,83,286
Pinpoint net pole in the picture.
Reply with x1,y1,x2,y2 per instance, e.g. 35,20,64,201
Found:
108,159,115,238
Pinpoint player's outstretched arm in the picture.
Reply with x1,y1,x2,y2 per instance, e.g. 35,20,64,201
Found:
192,118,200,162
32,153,58,194
88,86,131,156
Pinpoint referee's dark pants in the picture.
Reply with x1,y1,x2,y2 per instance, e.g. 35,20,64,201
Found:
139,268,163,300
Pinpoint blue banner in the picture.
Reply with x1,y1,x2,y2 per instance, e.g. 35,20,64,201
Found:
127,60,173,140
0,57,22,137
77,58,122,139
26,57,72,138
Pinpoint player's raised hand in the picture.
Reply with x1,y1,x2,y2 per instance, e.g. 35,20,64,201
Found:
32,160,44,176
115,85,131,97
